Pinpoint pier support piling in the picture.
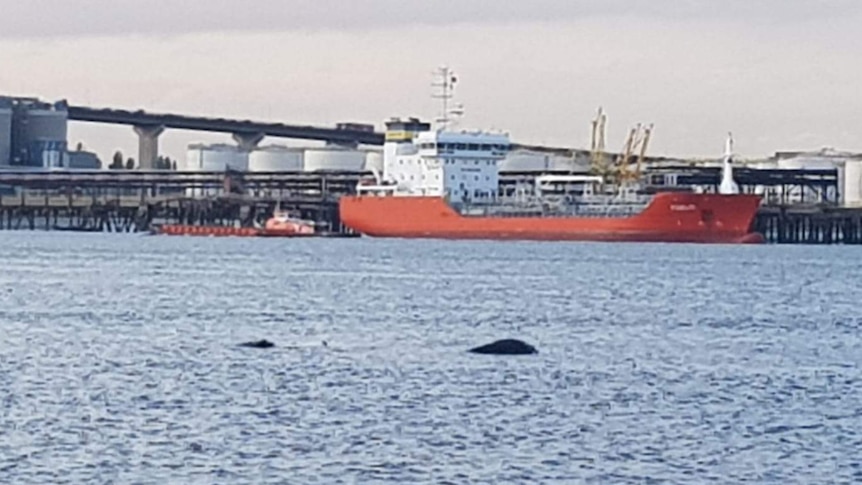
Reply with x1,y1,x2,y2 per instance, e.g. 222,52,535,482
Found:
232,132,265,151
134,124,165,170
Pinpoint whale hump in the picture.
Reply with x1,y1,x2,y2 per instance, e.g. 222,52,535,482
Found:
239,339,275,349
469,339,538,355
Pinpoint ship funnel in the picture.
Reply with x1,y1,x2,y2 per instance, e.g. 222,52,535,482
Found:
719,132,740,195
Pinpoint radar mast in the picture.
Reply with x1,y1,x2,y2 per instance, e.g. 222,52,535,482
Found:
431,66,463,130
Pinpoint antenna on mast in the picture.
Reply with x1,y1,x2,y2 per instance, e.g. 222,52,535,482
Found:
432,66,458,130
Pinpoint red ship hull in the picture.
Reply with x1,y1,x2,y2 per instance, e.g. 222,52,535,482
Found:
339,192,765,244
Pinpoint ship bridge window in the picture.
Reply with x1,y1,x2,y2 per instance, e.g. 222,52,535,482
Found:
468,143,479,150
455,143,467,150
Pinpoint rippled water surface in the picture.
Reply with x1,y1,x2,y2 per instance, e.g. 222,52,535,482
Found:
1,232,862,483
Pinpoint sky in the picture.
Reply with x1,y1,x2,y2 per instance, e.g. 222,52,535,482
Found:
1,0,860,163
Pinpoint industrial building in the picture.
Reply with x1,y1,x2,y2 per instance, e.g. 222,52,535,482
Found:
0,96,102,170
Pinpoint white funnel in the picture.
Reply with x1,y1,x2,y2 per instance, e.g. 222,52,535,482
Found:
719,132,740,195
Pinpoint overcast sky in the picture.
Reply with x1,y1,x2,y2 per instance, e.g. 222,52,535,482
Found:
1,0,860,162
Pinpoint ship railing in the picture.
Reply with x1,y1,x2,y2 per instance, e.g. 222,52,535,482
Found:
459,196,650,218
356,184,398,196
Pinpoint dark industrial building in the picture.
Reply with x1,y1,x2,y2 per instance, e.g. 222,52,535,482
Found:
0,96,101,170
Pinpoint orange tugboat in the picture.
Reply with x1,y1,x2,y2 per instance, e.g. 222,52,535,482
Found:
258,209,316,237
339,68,764,244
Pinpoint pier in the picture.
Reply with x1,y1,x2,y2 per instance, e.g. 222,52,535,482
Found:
755,205,862,245
0,170,359,234
1,168,862,244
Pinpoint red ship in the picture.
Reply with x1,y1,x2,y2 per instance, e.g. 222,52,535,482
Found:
340,191,764,244
339,69,764,244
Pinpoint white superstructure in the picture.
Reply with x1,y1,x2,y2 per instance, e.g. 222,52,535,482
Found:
362,67,511,203
370,118,510,203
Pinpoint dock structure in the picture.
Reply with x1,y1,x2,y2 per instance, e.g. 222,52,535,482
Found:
1,168,861,244
755,205,862,245
0,170,361,234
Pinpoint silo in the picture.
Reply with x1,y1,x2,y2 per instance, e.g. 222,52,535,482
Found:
302,147,365,172
248,146,303,172
0,103,11,166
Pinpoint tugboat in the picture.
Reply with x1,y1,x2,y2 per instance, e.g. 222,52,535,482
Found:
260,208,316,237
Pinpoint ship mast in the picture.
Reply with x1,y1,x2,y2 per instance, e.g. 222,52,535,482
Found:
719,132,740,194
432,66,459,130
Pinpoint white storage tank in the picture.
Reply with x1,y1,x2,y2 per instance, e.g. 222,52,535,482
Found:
844,160,862,206
0,105,11,166
302,147,365,172
363,149,383,172
185,143,248,172
248,146,303,172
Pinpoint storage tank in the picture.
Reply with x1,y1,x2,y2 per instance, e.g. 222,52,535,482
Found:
844,160,862,206
363,149,383,172
0,105,11,166
185,144,248,172
302,147,365,172
248,146,303,172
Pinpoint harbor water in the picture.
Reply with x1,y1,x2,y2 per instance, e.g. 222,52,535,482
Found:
1,232,861,483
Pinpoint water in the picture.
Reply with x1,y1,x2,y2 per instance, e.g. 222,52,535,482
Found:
1,232,861,484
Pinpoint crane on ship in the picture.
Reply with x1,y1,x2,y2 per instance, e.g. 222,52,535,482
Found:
589,107,653,186
615,123,654,184
590,107,609,178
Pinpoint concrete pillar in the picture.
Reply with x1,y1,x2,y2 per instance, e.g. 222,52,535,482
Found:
232,132,265,151
134,124,165,170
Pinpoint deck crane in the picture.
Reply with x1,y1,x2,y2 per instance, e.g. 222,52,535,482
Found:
616,123,654,184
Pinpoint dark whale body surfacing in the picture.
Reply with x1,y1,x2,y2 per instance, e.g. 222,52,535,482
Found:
239,339,275,349
469,339,537,355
